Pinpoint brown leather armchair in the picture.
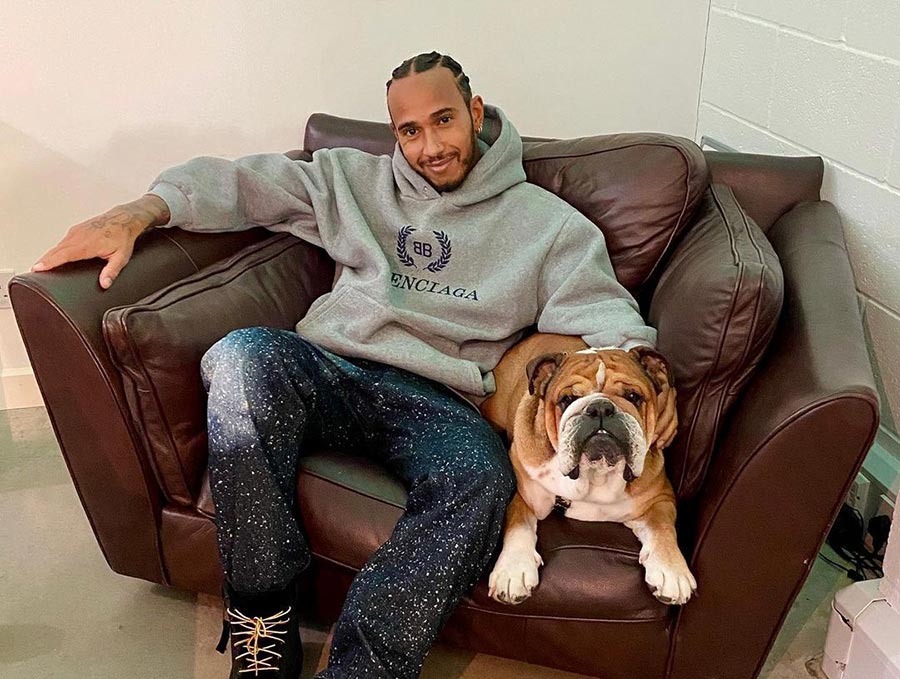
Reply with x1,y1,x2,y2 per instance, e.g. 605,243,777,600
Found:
10,115,879,679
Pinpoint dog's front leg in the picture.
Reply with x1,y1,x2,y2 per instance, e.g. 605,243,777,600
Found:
626,501,697,605
488,492,543,605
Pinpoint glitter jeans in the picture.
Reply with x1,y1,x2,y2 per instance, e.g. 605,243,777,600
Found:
201,327,516,679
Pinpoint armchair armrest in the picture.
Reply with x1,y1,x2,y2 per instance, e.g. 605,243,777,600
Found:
704,151,823,232
667,202,879,679
9,228,281,584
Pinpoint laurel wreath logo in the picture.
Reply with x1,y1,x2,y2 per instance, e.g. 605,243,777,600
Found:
396,226,452,272
396,225,416,268
426,230,452,273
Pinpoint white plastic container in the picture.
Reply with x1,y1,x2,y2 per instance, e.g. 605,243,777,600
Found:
822,578,900,679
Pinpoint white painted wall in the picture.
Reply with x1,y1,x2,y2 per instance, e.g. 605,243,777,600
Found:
696,0,900,495
0,0,710,408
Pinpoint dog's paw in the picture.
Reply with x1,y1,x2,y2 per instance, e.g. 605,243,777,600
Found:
642,551,697,606
488,550,543,605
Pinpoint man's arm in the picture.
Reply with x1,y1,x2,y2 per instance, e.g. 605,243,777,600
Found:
32,152,322,289
32,194,170,289
146,153,318,235
536,211,657,350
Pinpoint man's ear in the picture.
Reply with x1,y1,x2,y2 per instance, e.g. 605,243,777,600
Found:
628,346,674,394
470,95,484,133
526,353,564,398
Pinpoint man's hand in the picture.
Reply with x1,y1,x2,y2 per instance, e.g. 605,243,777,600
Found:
32,194,170,289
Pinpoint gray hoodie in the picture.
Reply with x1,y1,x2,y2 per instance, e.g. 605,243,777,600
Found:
148,106,656,407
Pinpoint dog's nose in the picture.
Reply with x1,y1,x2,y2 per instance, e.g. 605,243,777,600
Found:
584,401,615,420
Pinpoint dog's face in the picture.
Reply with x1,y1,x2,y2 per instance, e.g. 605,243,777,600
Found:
526,346,676,483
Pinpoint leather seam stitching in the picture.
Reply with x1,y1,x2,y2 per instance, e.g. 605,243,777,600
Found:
310,551,670,623
693,185,771,488
121,234,295,311
106,309,194,504
546,543,640,559
158,231,200,271
675,188,744,493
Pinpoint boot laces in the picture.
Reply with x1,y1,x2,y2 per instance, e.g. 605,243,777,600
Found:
227,606,292,674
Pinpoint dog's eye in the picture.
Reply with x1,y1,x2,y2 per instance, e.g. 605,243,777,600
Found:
558,394,578,410
624,391,644,407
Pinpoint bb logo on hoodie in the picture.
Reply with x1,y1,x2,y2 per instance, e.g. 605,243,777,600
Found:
392,225,480,301
396,225,452,273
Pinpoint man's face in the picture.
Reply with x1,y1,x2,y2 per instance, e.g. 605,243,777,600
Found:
388,68,485,193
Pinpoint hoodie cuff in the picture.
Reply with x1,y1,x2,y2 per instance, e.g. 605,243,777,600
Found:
146,182,191,228
581,329,657,352
619,339,656,351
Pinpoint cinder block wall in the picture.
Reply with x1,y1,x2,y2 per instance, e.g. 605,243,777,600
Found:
697,0,900,495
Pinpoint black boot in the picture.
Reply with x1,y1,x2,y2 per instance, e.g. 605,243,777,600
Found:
217,579,304,678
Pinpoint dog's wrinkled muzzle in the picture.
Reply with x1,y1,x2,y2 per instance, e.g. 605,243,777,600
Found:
583,431,629,463
562,401,634,481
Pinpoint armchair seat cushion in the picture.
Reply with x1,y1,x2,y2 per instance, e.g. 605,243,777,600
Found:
273,450,668,622
196,451,670,622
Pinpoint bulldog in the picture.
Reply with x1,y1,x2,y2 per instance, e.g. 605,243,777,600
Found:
480,333,696,606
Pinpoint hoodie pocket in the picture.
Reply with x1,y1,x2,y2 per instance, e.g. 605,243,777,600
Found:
298,287,351,326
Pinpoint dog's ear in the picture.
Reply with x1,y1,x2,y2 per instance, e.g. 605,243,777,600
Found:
526,353,564,397
652,385,678,449
629,346,678,449
628,346,674,394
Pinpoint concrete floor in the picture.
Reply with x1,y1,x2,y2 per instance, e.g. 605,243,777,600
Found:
0,406,848,679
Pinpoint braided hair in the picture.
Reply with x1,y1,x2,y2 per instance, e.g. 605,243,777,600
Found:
386,52,472,106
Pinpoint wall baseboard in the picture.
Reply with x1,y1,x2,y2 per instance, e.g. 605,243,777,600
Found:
0,367,43,410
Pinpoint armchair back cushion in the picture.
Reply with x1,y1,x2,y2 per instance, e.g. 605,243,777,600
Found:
521,135,706,294
103,235,334,504
649,184,784,499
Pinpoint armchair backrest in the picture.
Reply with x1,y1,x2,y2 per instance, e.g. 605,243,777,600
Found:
303,113,709,298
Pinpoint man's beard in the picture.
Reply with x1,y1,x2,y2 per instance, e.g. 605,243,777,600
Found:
426,126,481,193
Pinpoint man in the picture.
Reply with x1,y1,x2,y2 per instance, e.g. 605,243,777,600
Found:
34,52,656,679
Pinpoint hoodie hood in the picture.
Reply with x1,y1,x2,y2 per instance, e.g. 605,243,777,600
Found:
391,105,527,207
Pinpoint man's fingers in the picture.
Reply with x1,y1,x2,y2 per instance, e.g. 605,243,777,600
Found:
99,252,130,289
32,219,124,272
32,245,80,272
33,244,131,289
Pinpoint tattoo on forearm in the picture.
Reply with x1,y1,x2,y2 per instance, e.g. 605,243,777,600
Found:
89,210,144,238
